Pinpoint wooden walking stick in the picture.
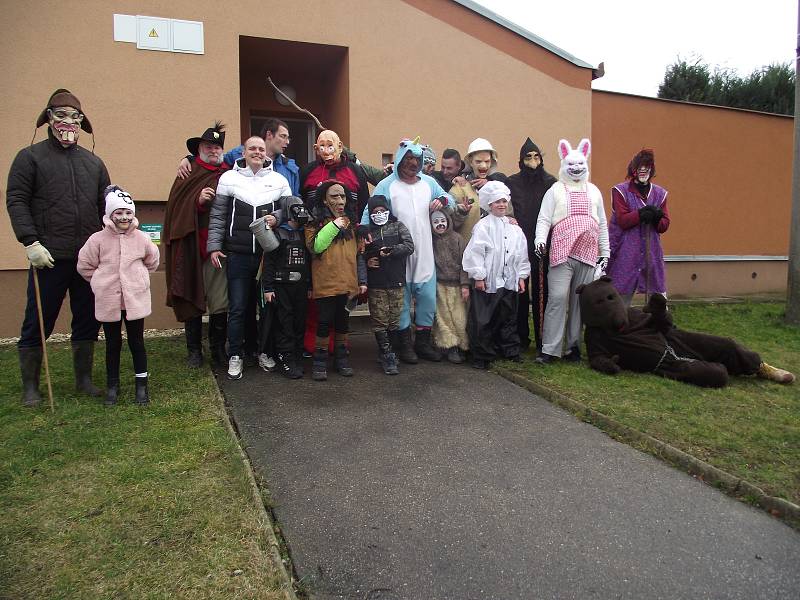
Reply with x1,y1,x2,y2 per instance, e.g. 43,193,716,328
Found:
32,268,54,411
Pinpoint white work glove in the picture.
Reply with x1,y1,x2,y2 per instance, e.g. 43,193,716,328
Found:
25,241,54,269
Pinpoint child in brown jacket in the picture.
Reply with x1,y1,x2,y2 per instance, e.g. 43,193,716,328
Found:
305,180,367,381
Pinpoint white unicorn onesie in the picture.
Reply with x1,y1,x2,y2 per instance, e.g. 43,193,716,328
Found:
533,138,609,363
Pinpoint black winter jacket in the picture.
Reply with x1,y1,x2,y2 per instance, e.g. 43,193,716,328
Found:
6,134,110,259
363,217,414,289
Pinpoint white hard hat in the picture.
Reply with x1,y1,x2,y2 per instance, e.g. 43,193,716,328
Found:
465,138,497,162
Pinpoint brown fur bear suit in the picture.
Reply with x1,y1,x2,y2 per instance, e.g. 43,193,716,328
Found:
576,277,792,387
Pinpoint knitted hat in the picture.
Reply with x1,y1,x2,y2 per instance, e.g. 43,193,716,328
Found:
422,145,436,166
104,185,135,217
186,121,226,156
368,195,390,213
478,181,511,212
36,88,93,133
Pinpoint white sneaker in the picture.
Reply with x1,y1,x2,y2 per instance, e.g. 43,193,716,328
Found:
258,353,277,371
227,355,243,380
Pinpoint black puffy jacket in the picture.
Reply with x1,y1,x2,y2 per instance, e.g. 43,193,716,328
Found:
6,134,110,259
363,217,414,289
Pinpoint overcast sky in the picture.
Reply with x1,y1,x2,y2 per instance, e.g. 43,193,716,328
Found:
472,0,797,97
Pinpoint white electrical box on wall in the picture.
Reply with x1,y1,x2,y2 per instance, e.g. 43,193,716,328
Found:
113,14,204,55
136,16,171,52
171,19,204,54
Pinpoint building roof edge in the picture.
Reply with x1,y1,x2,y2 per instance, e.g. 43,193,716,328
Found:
451,0,595,70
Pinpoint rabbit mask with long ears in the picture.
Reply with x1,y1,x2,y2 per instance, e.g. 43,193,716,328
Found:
557,138,591,184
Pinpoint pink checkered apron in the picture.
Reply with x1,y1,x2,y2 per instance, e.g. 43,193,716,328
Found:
549,184,599,267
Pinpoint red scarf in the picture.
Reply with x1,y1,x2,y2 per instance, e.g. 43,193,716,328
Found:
196,156,228,172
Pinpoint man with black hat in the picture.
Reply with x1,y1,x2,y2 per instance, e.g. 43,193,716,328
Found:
507,137,557,353
6,88,110,406
163,122,230,367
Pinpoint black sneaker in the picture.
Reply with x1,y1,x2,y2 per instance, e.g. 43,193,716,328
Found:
534,353,557,365
562,347,582,362
472,358,489,370
278,353,303,380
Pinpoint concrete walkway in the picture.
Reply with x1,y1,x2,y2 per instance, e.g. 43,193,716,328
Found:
220,331,800,600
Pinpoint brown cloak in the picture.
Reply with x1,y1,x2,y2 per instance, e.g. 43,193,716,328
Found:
162,164,225,322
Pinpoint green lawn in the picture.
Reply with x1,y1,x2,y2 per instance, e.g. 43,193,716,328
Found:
0,337,288,600
504,301,800,507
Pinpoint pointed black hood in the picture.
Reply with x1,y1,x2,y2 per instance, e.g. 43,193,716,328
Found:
519,137,543,170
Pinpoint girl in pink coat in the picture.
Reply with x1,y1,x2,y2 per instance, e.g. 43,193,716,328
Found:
78,186,160,405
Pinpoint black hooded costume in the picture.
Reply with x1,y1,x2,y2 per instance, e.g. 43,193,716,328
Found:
506,138,557,352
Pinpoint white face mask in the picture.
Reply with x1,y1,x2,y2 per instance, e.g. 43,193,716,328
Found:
370,211,389,226
430,211,448,234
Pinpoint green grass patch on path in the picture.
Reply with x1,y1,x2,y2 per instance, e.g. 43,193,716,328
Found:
0,337,288,600
504,301,800,506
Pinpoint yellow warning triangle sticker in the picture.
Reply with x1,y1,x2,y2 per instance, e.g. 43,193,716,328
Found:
148,28,159,38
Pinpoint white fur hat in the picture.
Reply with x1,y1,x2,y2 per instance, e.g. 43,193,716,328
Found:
104,185,136,217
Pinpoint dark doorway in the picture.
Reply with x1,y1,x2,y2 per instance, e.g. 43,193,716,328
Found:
239,36,348,169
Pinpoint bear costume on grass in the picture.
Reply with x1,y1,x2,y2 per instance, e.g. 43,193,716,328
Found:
577,277,794,387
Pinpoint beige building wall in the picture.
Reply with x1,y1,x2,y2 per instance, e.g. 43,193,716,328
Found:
0,0,592,336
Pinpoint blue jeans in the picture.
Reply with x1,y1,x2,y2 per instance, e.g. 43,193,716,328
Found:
226,252,262,357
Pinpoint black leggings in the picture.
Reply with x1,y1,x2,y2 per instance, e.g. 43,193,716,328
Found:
103,313,147,383
315,294,349,338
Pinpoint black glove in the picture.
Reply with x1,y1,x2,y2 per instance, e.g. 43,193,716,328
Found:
356,224,371,240
638,205,654,224
650,207,664,225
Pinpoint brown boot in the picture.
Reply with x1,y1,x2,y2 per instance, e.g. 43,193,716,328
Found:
756,362,795,384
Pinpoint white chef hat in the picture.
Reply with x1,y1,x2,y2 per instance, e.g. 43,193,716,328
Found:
478,180,511,212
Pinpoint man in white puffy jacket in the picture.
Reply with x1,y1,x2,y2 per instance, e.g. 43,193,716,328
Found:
207,136,292,379
533,138,609,364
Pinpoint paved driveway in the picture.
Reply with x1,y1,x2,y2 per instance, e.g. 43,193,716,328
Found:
220,331,800,600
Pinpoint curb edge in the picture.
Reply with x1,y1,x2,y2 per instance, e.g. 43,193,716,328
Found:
211,376,299,600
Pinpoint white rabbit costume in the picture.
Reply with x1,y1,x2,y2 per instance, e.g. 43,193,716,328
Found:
534,139,609,360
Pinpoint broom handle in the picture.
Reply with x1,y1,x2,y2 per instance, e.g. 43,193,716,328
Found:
32,268,54,412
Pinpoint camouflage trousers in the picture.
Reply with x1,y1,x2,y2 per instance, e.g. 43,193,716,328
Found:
368,287,404,333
